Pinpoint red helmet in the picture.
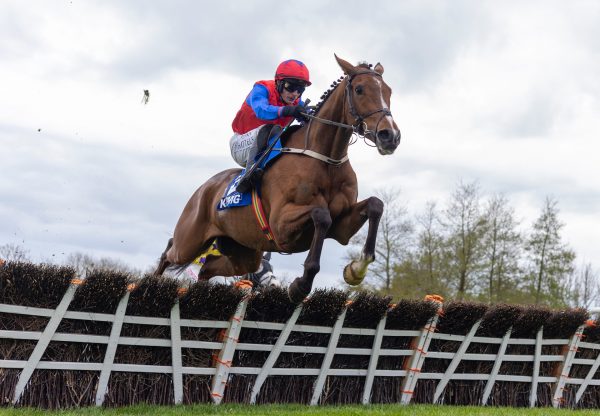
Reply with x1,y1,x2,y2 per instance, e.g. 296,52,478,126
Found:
275,59,311,85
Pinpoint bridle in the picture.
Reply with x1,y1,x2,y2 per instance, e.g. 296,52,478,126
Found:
305,70,393,138
346,70,394,138
280,70,399,165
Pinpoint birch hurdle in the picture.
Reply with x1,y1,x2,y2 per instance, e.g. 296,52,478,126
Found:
0,280,597,408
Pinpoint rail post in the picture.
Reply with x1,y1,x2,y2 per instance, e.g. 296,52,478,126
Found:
12,281,79,404
210,286,251,404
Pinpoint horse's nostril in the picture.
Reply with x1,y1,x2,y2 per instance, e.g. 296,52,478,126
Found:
377,129,393,143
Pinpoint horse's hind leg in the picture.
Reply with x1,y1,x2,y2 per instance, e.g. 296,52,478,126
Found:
288,207,332,303
331,197,384,285
154,238,174,276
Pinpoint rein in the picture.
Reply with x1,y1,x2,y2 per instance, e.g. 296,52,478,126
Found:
280,70,392,166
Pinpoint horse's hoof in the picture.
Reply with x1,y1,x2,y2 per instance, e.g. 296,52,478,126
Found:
343,262,366,286
288,278,311,304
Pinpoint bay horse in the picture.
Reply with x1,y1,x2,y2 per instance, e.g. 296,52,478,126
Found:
154,55,401,303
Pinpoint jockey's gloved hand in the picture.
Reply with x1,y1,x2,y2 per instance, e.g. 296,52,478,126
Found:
281,105,309,122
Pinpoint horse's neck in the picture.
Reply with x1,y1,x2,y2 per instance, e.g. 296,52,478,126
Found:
295,87,351,160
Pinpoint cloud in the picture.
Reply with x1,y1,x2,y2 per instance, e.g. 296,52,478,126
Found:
1,1,599,292
0,125,229,265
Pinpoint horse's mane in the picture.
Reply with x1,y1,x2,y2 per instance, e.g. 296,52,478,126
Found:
313,62,374,116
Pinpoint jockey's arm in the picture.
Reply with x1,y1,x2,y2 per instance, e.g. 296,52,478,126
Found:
248,84,308,120
248,84,283,121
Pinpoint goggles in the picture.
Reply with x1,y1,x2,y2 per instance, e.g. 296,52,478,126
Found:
282,80,306,94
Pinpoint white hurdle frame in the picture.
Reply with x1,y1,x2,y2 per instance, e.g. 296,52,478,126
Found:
1,287,598,408
552,324,585,407
95,291,131,406
361,314,387,404
481,328,513,405
400,302,443,404
11,283,78,404
250,304,303,404
310,307,348,405
433,319,482,403
210,288,252,404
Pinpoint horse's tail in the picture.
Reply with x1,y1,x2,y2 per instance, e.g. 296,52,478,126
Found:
167,262,191,277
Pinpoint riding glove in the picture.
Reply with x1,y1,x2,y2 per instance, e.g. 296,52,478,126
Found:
281,105,308,121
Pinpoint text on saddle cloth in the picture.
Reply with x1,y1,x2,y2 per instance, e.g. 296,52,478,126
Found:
217,136,285,211
217,174,253,210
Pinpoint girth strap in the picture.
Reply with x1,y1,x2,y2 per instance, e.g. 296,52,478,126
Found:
251,188,280,248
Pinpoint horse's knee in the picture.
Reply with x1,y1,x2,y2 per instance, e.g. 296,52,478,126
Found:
312,207,332,230
304,260,320,277
367,197,384,218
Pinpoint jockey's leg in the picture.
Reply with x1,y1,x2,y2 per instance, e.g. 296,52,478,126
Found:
329,197,384,285
237,124,282,193
288,207,332,303
247,255,280,288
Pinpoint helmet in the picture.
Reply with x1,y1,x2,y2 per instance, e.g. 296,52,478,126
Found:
275,59,311,85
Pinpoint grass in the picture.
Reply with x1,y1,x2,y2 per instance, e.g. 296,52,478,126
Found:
1,404,599,416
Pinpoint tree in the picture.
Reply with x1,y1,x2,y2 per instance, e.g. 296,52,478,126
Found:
525,197,576,306
0,243,30,262
390,201,450,299
567,262,599,309
346,188,413,293
65,252,141,278
442,181,487,300
479,194,522,303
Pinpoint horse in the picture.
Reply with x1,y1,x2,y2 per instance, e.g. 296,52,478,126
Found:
154,55,401,303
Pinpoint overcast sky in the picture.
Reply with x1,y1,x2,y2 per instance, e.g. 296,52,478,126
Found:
1,1,599,289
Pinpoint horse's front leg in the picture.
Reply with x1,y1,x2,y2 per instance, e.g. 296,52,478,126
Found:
288,207,332,303
331,197,384,286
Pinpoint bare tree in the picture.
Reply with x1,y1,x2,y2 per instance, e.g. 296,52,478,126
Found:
65,252,140,278
346,187,413,293
568,262,600,308
388,200,451,299
0,243,30,262
480,194,522,303
525,197,575,306
414,201,448,294
443,180,487,300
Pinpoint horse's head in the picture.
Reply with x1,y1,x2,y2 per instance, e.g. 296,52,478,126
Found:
335,55,401,155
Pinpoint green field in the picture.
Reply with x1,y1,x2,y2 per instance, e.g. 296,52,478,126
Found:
1,404,599,416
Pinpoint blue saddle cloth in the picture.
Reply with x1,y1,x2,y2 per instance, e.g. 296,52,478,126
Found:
216,135,285,211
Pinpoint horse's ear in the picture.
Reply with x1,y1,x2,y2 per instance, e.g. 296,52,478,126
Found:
374,62,384,75
263,251,271,261
334,54,357,76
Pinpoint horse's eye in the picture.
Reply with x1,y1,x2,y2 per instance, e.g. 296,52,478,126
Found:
355,86,363,95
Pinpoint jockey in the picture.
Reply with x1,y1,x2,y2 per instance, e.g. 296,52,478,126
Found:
208,253,281,289
231,59,311,193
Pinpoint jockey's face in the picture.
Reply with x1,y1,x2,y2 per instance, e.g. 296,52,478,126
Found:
280,88,301,104
280,79,306,104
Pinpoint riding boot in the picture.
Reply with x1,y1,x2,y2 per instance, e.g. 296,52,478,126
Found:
236,124,281,193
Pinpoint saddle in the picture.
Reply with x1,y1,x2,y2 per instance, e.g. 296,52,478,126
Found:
217,125,302,211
